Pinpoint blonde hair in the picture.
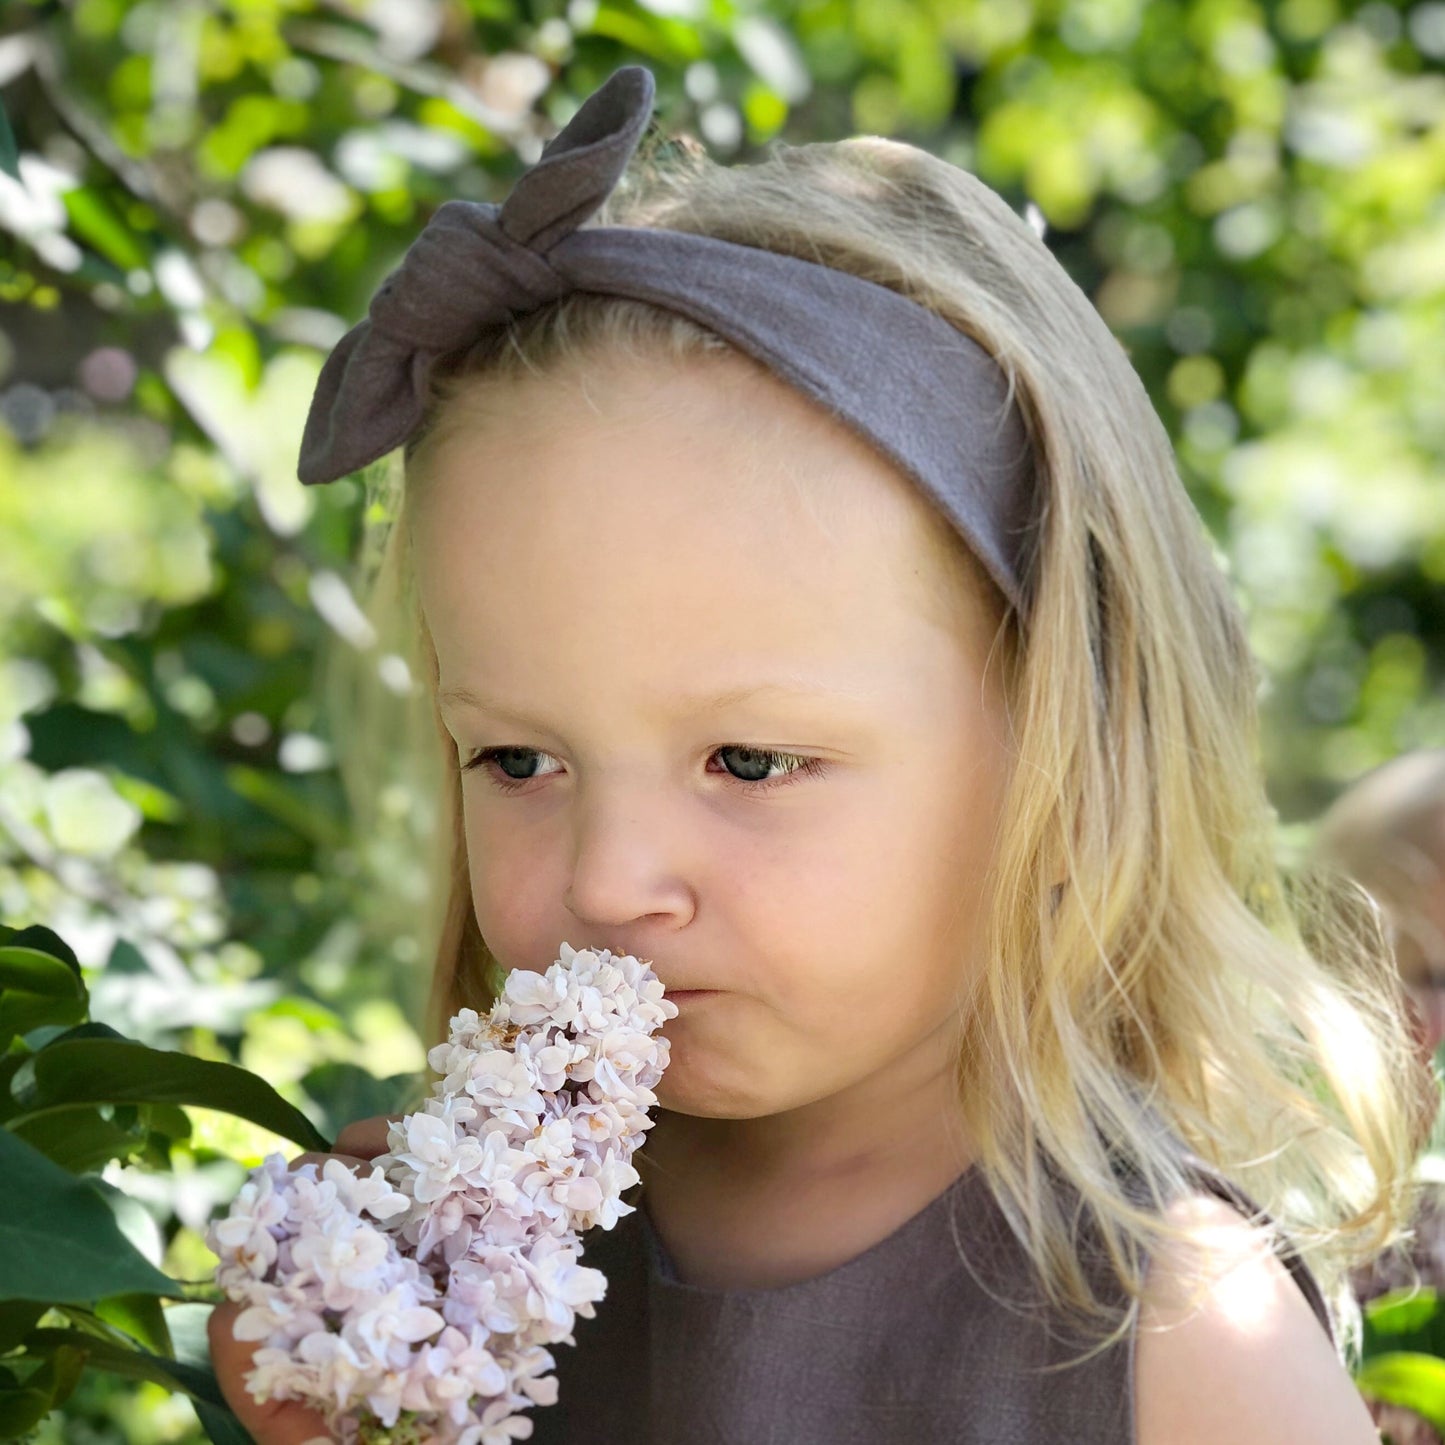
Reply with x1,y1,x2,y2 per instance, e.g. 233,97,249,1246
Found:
325,125,1429,1363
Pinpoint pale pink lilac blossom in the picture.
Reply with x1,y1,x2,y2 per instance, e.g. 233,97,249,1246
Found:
207,944,676,1444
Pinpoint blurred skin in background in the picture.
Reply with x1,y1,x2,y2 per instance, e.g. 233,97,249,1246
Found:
1318,752,1445,1445
1312,749,1445,1061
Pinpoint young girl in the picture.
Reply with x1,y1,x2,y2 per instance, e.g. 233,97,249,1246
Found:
209,64,1428,1444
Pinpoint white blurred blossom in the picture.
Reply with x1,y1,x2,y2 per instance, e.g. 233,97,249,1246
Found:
41,768,143,857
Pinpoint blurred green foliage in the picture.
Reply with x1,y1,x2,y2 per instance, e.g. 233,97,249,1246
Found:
0,922,339,1445
0,0,1442,1437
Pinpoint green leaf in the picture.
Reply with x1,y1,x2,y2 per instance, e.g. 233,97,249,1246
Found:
160,1305,260,1438
0,989,86,1051
8,1104,148,1172
223,765,346,849
145,1100,195,1142
0,1343,86,1435
42,1342,84,1410
0,1301,44,1354
0,1128,181,1303
300,1062,422,1142
0,944,88,1047
0,947,85,999
5,1024,128,1092
61,186,151,272
0,1379,55,1435
88,1178,166,1273
588,5,703,62
194,1397,256,1445
0,99,20,185
162,1302,218,1370
0,927,79,973
1355,1351,1445,1433
95,1292,172,1356
107,771,186,824
34,1021,126,1046
20,1326,224,1408
0,1055,26,1126
1363,1287,1445,1360
0,991,87,1050
8,1038,329,1152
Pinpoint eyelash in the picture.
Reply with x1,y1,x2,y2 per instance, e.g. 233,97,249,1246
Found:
462,746,830,796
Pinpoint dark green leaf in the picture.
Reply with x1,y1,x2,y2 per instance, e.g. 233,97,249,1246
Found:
194,1397,256,1445
0,945,88,1048
0,1128,180,1303
144,1101,194,1141
36,1021,127,1045
300,1062,423,1142
0,1343,85,1435
162,1305,258,1437
0,990,86,1053
8,1104,148,1172
0,1056,25,1127
0,99,20,186
0,1301,44,1354
20,1327,225,1408
0,947,86,999
224,765,347,849
0,1379,53,1435
87,1177,166,1275
0,928,79,973
43,1341,84,1410
8,1038,329,1151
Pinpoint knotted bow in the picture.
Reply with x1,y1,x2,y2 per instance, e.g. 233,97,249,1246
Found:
296,64,1036,617
298,67,654,491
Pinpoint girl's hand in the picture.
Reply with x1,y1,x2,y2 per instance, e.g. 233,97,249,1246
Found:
206,1114,404,1444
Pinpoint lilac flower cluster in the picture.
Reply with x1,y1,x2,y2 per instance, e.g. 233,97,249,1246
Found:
206,944,676,1444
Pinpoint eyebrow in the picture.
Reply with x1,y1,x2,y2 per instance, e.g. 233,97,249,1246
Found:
436,680,870,721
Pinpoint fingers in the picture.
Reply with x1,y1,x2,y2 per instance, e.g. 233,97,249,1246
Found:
207,1300,336,1444
333,1113,404,1160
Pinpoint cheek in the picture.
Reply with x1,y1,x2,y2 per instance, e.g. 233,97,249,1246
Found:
462,806,557,949
808,773,995,1003
931,802,998,937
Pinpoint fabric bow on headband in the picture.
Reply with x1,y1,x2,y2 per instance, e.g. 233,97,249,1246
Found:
297,64,1036,617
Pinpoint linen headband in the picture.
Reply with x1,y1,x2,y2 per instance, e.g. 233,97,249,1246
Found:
297,64,1037,616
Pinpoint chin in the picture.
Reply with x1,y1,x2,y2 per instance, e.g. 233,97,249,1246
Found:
652,1076,773,1120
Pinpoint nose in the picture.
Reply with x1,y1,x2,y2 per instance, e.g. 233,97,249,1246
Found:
562,785,694,930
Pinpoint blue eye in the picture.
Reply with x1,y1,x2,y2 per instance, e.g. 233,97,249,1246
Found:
463,746,561,791
462,745,829,795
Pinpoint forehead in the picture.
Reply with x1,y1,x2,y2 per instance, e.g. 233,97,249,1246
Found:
408,350,998,685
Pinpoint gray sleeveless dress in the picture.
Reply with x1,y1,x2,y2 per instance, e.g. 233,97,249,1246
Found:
529,1144,1334,1444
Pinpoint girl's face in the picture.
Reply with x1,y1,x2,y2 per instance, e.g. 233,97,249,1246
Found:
413,348,1012,1124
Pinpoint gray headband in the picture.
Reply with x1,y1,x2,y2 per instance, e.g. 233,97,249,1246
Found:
298,64,1036,616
